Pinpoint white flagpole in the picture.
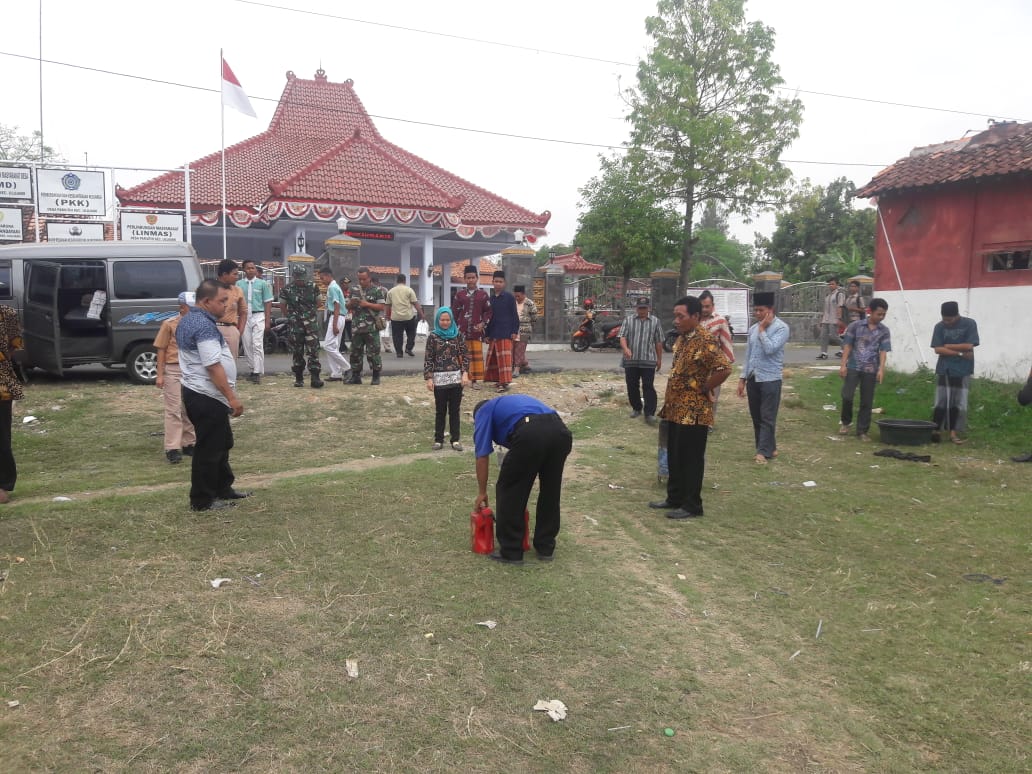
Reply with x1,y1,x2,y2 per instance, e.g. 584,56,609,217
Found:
220,48,227,262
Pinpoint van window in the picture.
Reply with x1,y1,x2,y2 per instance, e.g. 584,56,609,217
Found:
0,262,11,300
113,260,187,300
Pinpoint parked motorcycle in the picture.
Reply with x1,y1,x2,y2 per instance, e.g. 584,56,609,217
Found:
264,316,290,353
571,312,624,352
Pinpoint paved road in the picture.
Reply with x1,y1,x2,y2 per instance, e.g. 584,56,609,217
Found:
29,338,833,385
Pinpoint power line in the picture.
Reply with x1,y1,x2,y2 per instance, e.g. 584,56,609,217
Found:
236,0,1028,123
0,49,889,167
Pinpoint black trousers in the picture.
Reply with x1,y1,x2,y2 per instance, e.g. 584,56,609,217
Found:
495,414,573,559
746,377,781,459
182,387,235,509
391,317,419,354
841,370,877,434
624,365,658,416
433,385,463,443
0,400,15,492
665,422,709,514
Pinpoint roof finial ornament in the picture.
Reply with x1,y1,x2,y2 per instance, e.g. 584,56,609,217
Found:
315,67,327,82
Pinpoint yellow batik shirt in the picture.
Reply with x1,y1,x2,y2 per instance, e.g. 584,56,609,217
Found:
658,325,730,427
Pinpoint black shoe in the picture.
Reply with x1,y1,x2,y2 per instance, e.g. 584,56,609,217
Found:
535,551,554,562
370,371,381,386
648,500,676,509
191,500,236,512
311,376,324,388
629,410,642,418
645,416,658,426
166,449,182,464
488,550,524,566
292,368,305,387
326,376,343,382
816,353,828,360
406,350,415,357
1012,452,1032,462
667,508,703,519
349,373,363,384
834,351,843,358
181,445,194,457
293,378,304,387
397,353,404,358
218,489,252,500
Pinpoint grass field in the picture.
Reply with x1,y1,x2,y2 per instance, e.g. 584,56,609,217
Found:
1,366,1029,772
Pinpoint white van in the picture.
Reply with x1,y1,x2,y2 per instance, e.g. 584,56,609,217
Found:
0,241,204,384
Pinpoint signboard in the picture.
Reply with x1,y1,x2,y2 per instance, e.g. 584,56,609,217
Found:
0,207,23,241
121,212,184,242
345,228,394,241
36,168,107,216
0,167,32,200
705,287,750,335
46,222,106,242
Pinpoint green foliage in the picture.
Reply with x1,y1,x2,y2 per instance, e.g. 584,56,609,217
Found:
574,155,682,280
688,227,754,282
759,177,876,281
0,123,63,163
533,242,572,267
627,0,803,292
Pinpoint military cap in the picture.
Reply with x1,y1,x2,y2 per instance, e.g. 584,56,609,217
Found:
291,265,309,278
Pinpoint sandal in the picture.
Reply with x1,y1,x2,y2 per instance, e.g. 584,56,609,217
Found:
431,442,443,451
754,454,768,465
950,436,967,445
451,441,464,452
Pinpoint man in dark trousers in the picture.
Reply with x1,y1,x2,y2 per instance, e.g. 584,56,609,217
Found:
176,279,249,512
473,395,573,565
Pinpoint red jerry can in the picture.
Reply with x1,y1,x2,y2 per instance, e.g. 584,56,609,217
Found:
471,506,495,555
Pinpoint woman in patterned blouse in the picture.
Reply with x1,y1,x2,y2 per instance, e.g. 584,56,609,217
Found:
424,307,471,451
0,305,25,504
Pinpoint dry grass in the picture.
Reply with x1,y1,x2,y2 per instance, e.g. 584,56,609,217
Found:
0,366,1028,772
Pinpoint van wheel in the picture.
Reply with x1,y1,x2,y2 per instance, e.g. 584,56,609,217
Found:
126,344,159,385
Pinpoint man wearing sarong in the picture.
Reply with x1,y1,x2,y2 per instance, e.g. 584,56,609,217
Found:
452,265,492,390
484,271,519,393
930,301,979,444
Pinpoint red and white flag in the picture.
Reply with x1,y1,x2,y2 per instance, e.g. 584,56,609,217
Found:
221,58,256,118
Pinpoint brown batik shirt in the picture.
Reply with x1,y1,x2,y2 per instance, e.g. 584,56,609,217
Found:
658,325,730,427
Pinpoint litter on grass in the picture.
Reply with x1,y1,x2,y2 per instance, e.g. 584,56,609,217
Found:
345,659,359,678
533,699,568,721
22,416,38,424
209,578,231,589
802,481,817,488
475,620,498,629
52,496,73,502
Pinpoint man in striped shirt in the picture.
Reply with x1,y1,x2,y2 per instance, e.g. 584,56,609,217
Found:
699,290,735,425
619,297,664,426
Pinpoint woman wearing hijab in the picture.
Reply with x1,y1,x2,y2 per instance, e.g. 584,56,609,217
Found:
424,307,471,451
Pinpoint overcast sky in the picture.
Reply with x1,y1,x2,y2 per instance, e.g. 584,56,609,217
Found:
4,0,1029,250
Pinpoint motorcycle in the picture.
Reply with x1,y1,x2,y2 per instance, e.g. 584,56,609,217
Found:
264,316,290,353
571,312,623,352
663,322,735,352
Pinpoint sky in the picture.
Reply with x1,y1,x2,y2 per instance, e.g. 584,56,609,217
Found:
3,0,1030,252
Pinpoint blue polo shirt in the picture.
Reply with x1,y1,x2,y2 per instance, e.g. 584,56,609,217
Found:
473,395,557,458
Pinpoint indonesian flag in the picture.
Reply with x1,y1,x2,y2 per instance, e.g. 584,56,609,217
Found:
221,58,256,118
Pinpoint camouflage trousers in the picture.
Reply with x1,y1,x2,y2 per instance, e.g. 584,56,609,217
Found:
349,328,382,373
287,325,322,375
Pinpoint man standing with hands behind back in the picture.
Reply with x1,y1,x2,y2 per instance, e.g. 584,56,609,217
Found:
177,279,248,512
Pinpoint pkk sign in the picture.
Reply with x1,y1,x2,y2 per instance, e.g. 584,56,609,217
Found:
36,168,107,216
121,212,184,242
47,222,105,242
0,167,32,200
0,207,23,240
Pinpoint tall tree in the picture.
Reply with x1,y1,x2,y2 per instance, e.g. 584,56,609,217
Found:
0,124,62,163
689,227,754,282
627,0,803,292
759,177,876,281
574,155,682,282
697,199,728,235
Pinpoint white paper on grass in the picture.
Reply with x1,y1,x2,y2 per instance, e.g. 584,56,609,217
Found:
533,699,568,721
210,578,232,589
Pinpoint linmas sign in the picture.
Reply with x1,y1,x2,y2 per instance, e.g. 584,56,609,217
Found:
121,213,184,242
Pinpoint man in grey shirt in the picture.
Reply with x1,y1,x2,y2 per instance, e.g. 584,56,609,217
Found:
619,297,664,425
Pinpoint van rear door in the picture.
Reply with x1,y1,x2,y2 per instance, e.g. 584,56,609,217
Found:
22,261,64,376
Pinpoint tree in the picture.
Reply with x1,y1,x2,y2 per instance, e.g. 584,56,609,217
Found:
697,199,728,235
533,242,572,267
626,0,803,292
0,124,63,163
689,227,754,282
759,177,876,281
574,155,682,282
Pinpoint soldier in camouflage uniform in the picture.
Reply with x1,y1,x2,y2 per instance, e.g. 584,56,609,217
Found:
347,267,388,385
278,265,324,388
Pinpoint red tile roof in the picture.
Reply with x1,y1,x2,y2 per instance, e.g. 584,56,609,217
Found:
549,247,603,275
856,121,1032,198
116,69,549,231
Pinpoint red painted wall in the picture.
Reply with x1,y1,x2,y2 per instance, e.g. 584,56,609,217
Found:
873,179,1032,291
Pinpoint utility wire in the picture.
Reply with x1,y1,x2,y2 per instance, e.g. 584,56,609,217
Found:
233,0,1028,123
0,49,888,167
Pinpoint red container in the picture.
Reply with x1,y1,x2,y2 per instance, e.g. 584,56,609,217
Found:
471,507,494,555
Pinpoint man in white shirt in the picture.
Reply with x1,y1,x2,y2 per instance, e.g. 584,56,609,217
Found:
236,259,273,384
386,274,424,358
